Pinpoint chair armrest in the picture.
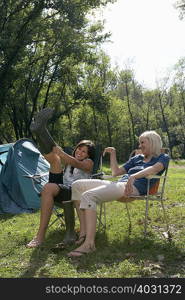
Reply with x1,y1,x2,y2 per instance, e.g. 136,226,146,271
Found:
146,175,167,179
23,172,49,179
90,172,105,179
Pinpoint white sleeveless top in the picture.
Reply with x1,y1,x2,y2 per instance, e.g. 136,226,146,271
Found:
63,159,92,187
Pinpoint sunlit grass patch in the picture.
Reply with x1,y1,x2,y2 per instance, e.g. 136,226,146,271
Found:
0,161,185,278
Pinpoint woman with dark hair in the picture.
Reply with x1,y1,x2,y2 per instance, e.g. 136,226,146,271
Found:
26,108,95,248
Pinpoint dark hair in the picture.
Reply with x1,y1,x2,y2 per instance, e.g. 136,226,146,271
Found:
70,140,96,174
73,140,95,160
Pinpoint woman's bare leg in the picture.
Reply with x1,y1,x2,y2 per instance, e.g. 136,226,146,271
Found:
44,152,63,173
67,208,97,256
68,179,140,256
27,183,60,247
74,201,86,237
29,109,76,246
46,152,77,245
83,209,97,247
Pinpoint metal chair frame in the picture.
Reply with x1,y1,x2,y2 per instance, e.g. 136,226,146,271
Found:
124,165,170,238
96,148,171,239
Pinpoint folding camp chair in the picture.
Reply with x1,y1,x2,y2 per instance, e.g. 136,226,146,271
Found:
97,148,171,239
125,161,170,239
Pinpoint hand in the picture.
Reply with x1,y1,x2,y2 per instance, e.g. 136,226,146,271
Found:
124,175,135,196
103,147,116,156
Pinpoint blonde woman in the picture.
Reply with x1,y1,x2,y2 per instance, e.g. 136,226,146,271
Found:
68,131,170,257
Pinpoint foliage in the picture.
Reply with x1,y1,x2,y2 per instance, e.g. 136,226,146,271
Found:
0,0,114,139
175,0,185,19
0,1,185,160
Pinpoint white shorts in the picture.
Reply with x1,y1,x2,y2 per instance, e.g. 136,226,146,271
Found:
71,179,139,211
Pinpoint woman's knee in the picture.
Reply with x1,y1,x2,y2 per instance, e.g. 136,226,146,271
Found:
72,179,103,194
72,180,84,191
71,180,86,200
73,199,80,208
41,183,59,197
80,190,97,211
82,189,98,201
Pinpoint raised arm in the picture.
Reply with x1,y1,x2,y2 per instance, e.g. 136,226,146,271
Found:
103,147,125,176
53,146,93,173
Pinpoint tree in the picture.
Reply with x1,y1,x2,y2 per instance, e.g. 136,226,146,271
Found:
0,0,115,142
169,58,185,157
175,0,185,19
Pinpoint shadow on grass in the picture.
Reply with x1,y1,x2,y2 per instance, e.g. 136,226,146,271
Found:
0,213,19,221
18,226,185,278
66,232,185,277
18,228,109,278
19,227,65,278
0,211,37,221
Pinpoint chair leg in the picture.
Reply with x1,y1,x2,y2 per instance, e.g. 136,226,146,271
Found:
49,208,65,227
97,203,106,232
62,202,77,243
144,198,149,236
160,199,172,241
125,203,132,237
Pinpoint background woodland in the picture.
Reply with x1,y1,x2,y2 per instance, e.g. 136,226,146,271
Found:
1,0,185,161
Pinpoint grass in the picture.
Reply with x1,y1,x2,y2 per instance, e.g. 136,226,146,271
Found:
0,161,185,278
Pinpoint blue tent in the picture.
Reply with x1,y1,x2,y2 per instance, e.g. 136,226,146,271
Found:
0,138,50,214
0,142,14,173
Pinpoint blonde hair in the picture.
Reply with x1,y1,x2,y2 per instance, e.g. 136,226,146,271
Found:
139,130,162,156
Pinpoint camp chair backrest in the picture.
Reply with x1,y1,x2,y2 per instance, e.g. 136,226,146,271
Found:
152,147,169,192
129,148,142,159
149,180,160,195
92,144,102,174
130,147,169,158
63,146,73,155
129,147,169,196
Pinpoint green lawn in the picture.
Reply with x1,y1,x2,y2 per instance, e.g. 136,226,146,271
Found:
0,160,185,278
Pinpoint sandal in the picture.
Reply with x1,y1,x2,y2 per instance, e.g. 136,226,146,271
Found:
67,246,95,258
26,238,42,248
75,235,86,246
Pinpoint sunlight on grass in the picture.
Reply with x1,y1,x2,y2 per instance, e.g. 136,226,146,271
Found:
0,162,185,278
